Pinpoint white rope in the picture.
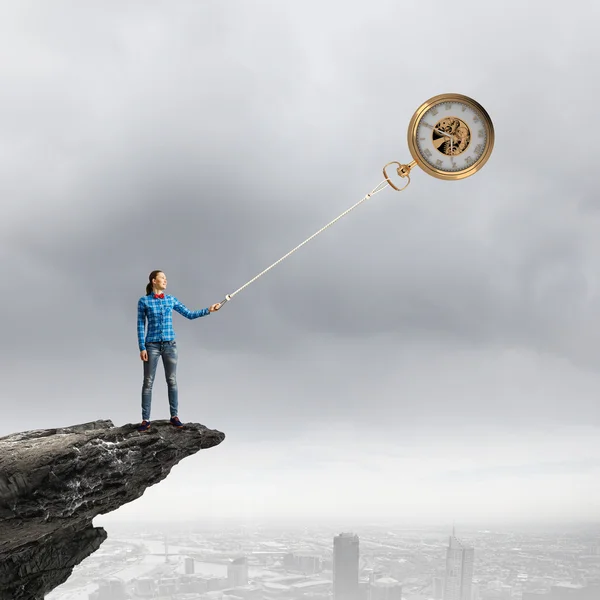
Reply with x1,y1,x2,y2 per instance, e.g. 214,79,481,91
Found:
220,179,391,304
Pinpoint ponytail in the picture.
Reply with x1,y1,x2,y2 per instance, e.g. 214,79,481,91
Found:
146,270,162,295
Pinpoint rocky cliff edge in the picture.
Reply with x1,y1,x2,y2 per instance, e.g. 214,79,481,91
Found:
0,419,225,599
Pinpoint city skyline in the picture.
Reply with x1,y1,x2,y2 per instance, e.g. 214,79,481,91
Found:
47,521,600,600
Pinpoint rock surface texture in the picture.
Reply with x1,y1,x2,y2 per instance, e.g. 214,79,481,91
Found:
0,419,225,600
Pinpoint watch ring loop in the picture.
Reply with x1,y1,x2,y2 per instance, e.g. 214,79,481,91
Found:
383,161,412,192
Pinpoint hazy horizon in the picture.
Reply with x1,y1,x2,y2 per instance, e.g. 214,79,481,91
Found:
96,516,600,531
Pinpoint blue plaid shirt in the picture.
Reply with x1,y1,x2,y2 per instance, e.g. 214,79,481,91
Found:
137,294,210,351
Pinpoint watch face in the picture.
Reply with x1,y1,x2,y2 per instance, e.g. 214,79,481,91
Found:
407,94,494,180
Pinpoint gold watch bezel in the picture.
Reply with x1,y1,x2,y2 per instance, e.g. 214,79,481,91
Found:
407,93,495,181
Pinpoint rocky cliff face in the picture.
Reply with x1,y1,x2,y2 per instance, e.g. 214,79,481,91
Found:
0,419,225,600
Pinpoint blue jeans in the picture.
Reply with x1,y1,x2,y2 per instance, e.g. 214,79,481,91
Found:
141,341,178,421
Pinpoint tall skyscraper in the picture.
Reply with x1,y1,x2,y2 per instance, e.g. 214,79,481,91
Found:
443,527,475,600
334,532,360,600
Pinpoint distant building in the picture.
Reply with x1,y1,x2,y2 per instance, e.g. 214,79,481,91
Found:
133,577,155,596
283,552,296,569
443,528,475,600
432,576,444,599
157,576,178,596
334,532,360,600
370,576,402,600
89,577,127,600
185,556,195,574
228,556,249,587
283,552,323,574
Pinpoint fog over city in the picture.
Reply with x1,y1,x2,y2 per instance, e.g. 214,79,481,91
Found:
45,520,600,600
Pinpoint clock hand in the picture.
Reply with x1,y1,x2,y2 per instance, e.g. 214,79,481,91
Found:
433,136,448,150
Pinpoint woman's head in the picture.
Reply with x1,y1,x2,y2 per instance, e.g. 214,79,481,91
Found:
146,270,167,295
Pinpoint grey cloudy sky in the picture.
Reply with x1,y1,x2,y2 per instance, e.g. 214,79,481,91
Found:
2,0,600,524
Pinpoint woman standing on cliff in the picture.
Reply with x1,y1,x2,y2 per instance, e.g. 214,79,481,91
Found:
137,270,221,432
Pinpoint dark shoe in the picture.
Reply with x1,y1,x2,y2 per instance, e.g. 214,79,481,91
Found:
138,420,151,432
170,416,184,429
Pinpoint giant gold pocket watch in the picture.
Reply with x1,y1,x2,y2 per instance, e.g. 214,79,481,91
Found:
383,93,494,189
